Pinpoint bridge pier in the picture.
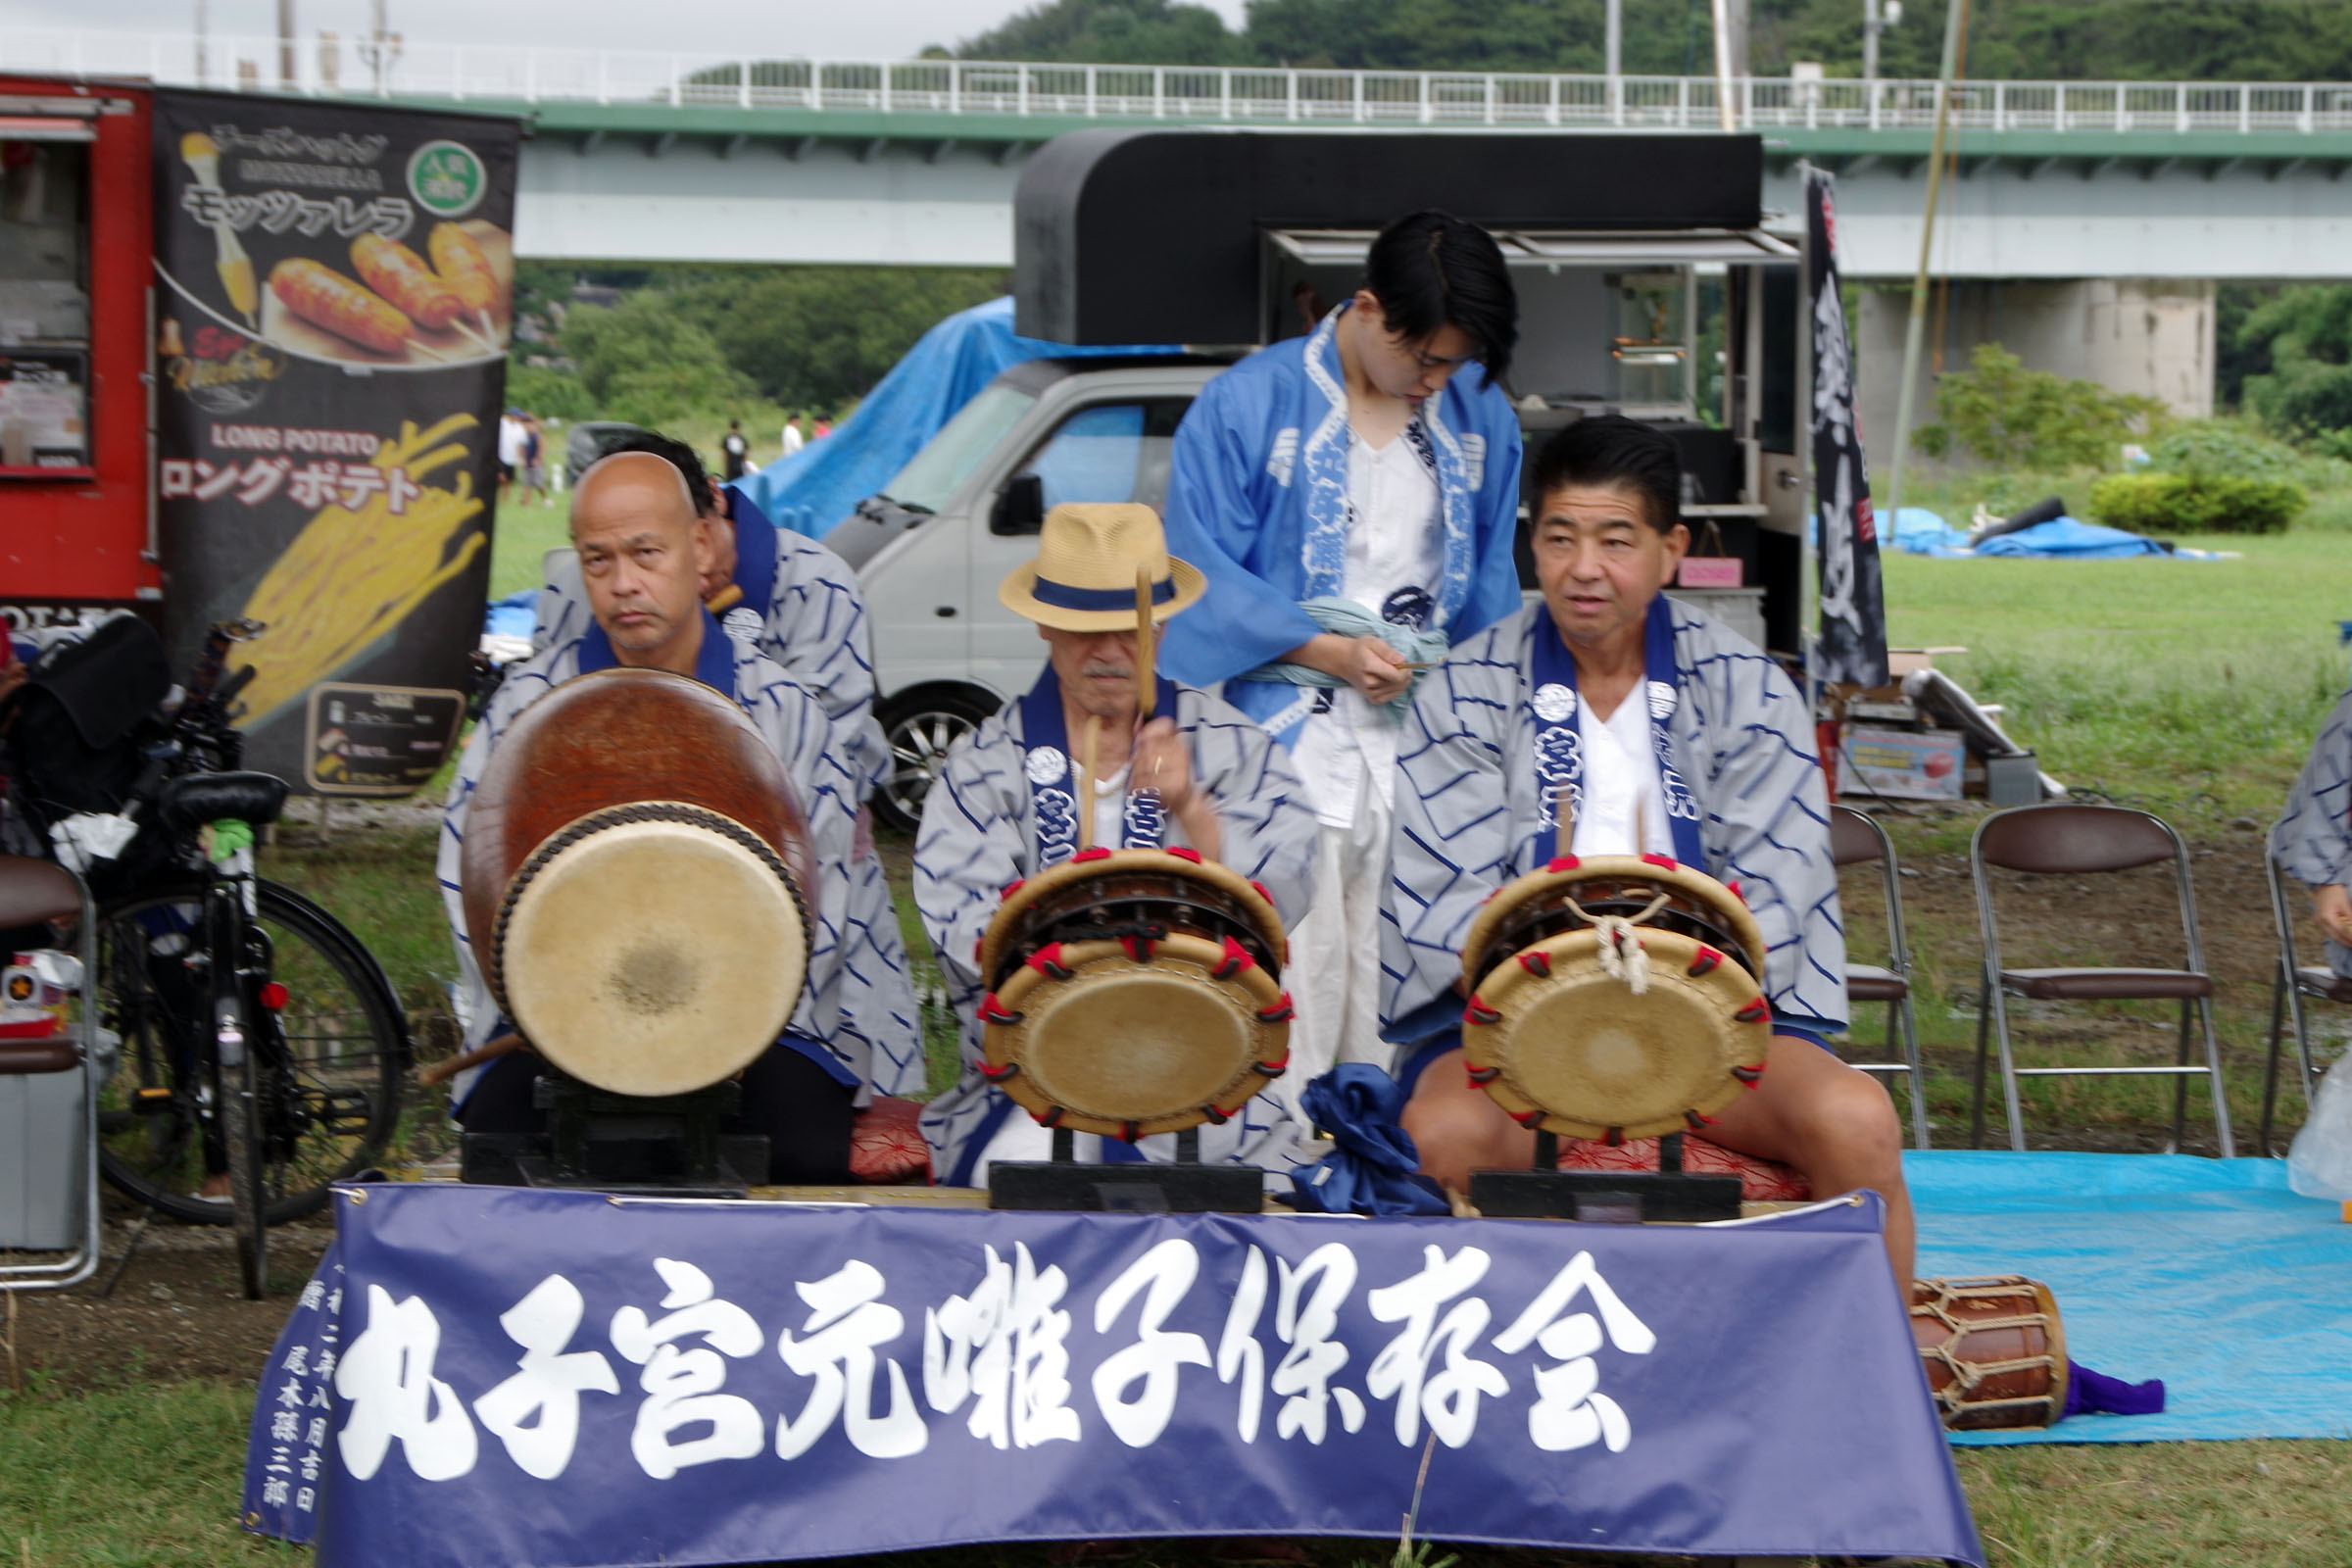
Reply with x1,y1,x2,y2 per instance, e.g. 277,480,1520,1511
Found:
1853,278,2216,491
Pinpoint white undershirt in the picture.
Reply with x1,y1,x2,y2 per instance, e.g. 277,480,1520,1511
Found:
1567,686,1676,858
1287,430,1444,828
1084,762,1131,850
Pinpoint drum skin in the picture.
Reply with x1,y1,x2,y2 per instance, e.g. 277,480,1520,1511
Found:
975,847,1292,1141
458,666,814,1095
1456,855,1772,1142
1910,1275,2069,1430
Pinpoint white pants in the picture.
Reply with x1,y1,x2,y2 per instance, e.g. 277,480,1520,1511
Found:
1285,772,1395,1089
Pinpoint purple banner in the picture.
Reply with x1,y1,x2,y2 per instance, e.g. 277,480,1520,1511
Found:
245,1184,1979,1566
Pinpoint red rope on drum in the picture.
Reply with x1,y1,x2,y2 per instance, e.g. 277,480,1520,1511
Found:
979,1059,1020,1083
1255,994,1296,1024
1001,877,1026,899
1212,936,1255,979
1026,943,1073,979
978,993,1023,1026
1465,1064,1500,1086
1463,997,1501,1026
1163,845,1202,863
1517,951,1551,978
1734,998,1770,1024
1074,846,1113,863
1641,853,1679,871
1689,945,1724,976
1544,855,1581,872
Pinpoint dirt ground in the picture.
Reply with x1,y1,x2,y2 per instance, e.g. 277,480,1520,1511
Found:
3,828,2324,1401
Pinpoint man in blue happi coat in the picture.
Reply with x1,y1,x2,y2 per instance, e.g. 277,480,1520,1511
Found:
1385,417,1914,1283
1158,210,1526,1094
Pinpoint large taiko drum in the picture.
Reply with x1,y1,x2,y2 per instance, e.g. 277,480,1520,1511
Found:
459,666,813,1099
1457,854,1773,1142
974,847,1292,1142
1909,1275,2069,1430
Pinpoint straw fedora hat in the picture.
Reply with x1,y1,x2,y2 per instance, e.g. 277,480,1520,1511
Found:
999,503,1208,632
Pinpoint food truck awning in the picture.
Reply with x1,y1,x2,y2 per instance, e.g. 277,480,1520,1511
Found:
1265,226,1798,268
0,115,95,141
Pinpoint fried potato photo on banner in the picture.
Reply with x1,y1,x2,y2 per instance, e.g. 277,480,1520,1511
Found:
233,412,489,726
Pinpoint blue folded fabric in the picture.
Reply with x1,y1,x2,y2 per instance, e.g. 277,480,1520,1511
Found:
2064,1359,2166,1419
1287,1063,1450,1216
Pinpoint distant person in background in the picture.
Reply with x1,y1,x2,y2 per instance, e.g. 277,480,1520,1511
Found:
812,416,833,441
1156,209,1525,1092
497,407,527,504
781,416,806,459
518,415,547,507
722,418,751,482
2276,693,2352,976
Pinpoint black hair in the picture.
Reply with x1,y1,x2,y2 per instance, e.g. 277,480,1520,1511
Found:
1362,210,1518,389
1530,416,1683,534
596,428,719,517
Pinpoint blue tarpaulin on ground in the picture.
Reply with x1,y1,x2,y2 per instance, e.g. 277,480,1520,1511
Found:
1907,1151,2352,1444
730,297,1182,539
1885,511,2227,561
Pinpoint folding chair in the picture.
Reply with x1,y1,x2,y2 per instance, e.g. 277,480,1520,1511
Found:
2262,849,2352,1156
0,855,102,1292
1969,804,2233,1156
1829,806,1932,1149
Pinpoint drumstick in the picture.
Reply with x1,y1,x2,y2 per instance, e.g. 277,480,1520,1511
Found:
705,582,744,613
1556,782,1576,856
1136,565,1155,728
416,1033,525,1089
1077,713,1100,852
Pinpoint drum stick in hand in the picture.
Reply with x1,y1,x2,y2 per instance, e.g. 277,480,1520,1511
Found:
416,1032,526,1089
1077,713,1100,852
1136,565,1156,727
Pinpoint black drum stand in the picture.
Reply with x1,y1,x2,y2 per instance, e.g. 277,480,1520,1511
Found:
1468,1130,1742,1222
988,1125,1264,1213
461,1070,768,1198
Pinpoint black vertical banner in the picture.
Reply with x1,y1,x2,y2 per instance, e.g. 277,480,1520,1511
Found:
151,90,519,794
1806,169,1888,690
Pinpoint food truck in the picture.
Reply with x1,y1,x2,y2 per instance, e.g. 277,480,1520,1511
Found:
0,73,518,795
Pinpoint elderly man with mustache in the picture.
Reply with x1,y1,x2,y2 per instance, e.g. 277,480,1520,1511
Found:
913,503,1320,1186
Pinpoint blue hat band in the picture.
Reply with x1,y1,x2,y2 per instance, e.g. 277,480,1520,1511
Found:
1031,572,1176,612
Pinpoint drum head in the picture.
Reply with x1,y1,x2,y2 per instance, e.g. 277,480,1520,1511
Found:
978,849,1291,1141
498,804,808,1098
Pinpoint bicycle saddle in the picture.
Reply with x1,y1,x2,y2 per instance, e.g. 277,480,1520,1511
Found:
158,771,289,834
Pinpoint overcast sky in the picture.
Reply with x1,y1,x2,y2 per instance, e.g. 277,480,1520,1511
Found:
10,0,1253,60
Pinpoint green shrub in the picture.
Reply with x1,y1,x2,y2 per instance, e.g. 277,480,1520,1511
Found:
2087,471,2305,535
2147,420,2306,483
1913,343,2166,470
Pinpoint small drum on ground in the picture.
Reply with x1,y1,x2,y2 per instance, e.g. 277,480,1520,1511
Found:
975,846,1291,1142
1458,855,1772,1142
460,667,813,1100
1910,1274,2069,1431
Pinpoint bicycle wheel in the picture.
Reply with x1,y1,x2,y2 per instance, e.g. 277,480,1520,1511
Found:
213,914,269,1297
96,877,409,1225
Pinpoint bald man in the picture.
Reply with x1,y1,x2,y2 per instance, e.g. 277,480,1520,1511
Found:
435,453,877,1182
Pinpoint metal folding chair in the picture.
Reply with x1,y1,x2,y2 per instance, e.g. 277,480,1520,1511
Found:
1969,804,2233,1156
2262,849,2352,1156
1829,806,1932,1149
0,855,102,1292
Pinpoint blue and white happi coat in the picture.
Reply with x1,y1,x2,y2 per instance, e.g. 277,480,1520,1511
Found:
914,679,1321,1183
2273,688,2352,976
1383,601,1849,1047
1156,305,1526,746
438,612,878,1105
534,498,923,1097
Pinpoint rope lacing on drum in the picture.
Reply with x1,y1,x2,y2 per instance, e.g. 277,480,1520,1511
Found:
1559,888,1672,996
488,800,805,1014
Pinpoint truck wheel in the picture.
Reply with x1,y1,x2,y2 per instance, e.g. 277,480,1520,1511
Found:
874,687,1002,833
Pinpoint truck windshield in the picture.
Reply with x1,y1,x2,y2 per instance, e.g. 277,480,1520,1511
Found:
876,384,1038,514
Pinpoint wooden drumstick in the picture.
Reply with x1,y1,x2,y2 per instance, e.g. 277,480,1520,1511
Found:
705,582,744,614
416,1032,525,1089
1136,564,1156,728
1077,712,1101,852
1556,782,1576,857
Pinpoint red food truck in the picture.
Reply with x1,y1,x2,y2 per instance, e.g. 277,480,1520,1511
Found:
2,73,519,796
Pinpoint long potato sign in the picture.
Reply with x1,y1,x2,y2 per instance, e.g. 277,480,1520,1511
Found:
151,89,519,795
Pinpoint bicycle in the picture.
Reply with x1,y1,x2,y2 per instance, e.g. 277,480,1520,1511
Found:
9,616,411,1297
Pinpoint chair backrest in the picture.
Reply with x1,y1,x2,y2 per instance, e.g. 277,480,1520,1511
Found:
1976,804,2178,875
1830,805,1886,867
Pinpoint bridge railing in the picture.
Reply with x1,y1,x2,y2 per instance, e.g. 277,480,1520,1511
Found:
15,26,2352,134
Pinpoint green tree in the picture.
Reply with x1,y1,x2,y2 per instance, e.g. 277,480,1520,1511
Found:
958,0,1246,64
1912,342,2164,468
670,267,1008,413
2238,285,2352,443
559,292,759,427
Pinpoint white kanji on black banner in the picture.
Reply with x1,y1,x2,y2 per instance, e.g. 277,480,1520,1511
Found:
1807,170,1889,688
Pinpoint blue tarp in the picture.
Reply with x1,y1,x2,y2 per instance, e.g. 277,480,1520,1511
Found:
1907,1151,2352,1444
731,297,1182,539
483,589,535,638
1885,510,2225,561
